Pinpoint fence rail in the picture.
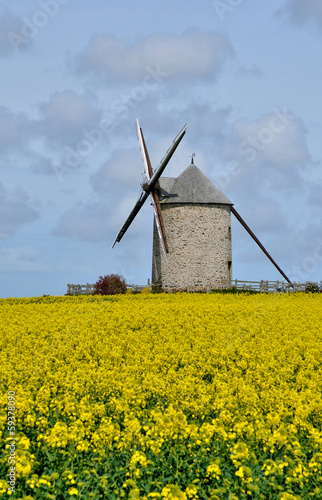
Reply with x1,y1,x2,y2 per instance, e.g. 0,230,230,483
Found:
67,280,318,295
160,280,315,293
233,279,308,293
66,283,148,295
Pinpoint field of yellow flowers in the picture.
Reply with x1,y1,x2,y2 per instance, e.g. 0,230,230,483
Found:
1,292,322,500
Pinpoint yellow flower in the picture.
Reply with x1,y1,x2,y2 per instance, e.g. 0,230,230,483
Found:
68,487,78,495
280,493,298,500
130,450,149,467
185,484,199,499
235,465,252,482
206,463,221,480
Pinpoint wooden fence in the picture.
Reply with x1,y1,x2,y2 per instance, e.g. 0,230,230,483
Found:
66,283,148,295
161,281,310,293
67,280,317,295
233,280,308,293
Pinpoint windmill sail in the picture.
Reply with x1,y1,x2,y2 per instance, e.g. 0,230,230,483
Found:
112,120,188,250
136,119,151,180
136,119,169,259
112,190,149,248
150,188,169,259
231,206,291,283
148,123,188,190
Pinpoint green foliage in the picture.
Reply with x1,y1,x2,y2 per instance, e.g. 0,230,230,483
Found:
305,282,319,293
93,273,127,295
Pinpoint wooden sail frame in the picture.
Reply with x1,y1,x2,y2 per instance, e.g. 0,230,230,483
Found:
112,120,188,252
137,121,169,259
231,207,291,283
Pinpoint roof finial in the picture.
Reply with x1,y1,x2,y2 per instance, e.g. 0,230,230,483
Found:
190,153,195,165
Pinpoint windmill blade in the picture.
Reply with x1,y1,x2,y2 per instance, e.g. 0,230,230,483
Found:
147,123,188,190
136,119,153,180
112,189,149,248
136,119,174,259
151,187,169,260
231,206,291,283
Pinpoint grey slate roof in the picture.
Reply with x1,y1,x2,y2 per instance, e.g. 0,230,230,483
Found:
159,165,233,205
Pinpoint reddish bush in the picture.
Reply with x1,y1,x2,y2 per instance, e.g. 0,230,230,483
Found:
93,274,127,295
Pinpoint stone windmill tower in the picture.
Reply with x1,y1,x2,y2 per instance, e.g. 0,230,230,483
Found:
152,158,233,291
113,120,291,289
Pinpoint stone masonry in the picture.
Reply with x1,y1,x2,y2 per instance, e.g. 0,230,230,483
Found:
151,164,233,291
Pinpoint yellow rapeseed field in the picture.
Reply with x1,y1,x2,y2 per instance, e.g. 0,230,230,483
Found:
1,292,322,500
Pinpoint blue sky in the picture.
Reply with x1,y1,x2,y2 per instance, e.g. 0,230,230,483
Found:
1,0,322,297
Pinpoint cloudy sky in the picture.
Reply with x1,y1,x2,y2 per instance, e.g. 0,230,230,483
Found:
0,0,322,297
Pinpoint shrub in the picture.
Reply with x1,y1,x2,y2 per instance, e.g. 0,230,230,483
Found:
305,281,319,293
93,274,127,295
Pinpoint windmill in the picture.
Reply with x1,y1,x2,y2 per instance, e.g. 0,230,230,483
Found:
113,120,290,290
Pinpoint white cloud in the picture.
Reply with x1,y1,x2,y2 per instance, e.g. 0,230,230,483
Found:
214,109,312,199
0,183,39,239
91,149,145,194
38,90,103,146
52,201,112,242
244,201,288,234
0,107,33,155
0,8,30,56
226,111,310,170
278,0,322,30
72,27,234,83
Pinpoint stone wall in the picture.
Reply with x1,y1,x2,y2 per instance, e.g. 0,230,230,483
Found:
152,203,232,291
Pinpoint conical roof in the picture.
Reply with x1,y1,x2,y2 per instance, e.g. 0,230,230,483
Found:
159,164,233,205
